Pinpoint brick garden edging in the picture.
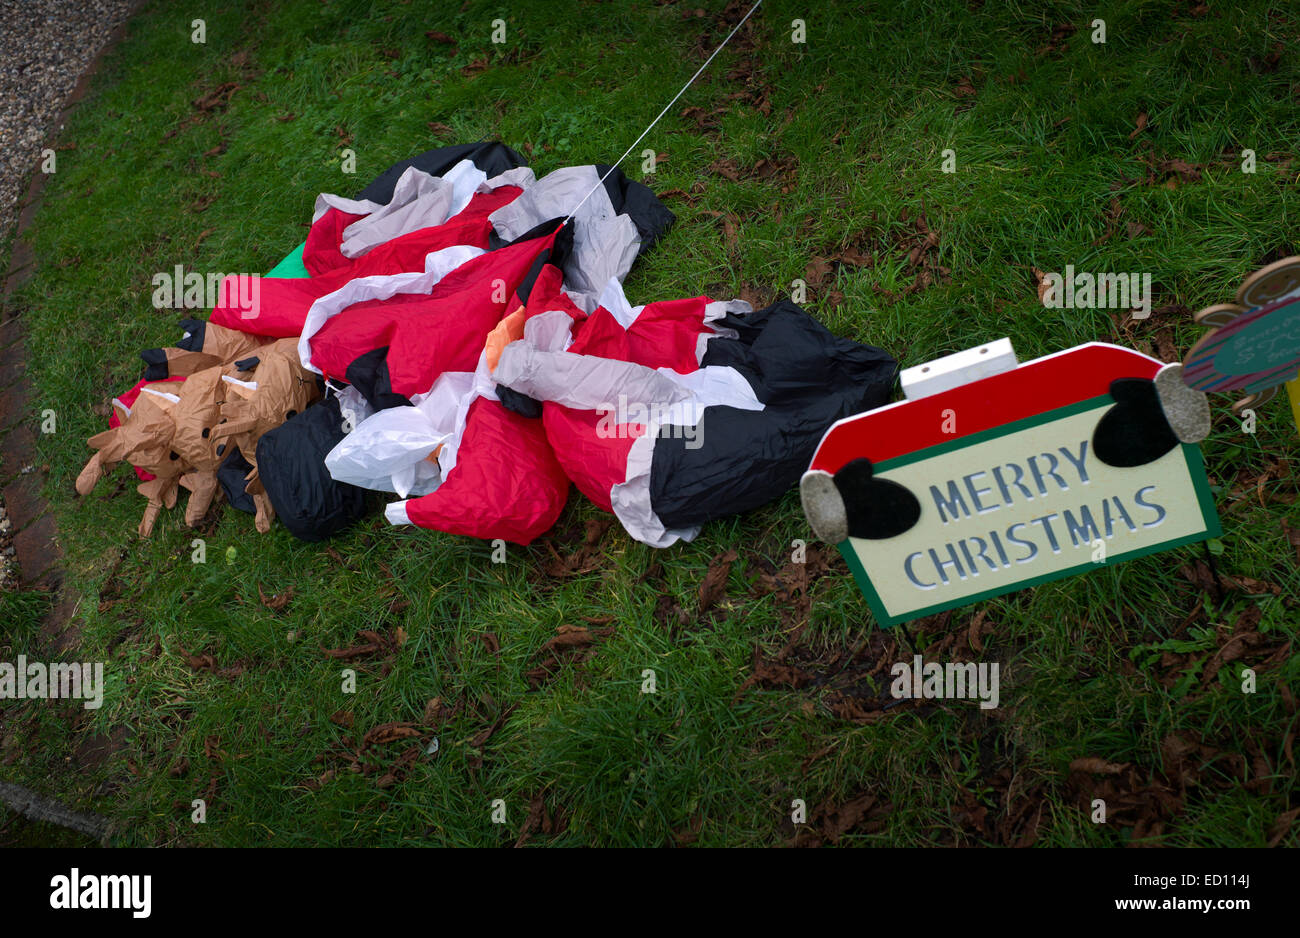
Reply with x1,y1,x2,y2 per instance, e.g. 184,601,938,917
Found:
0,9,139,649
0,173,60,594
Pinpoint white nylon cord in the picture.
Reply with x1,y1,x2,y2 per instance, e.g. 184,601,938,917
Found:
560,0,764,227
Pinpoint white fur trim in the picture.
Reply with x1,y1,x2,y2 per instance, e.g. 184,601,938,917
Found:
609,428,701,547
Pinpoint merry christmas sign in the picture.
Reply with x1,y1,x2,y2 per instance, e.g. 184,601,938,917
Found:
801,343,1220,626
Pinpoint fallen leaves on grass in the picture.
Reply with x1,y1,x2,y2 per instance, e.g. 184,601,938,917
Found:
301,768,336,792
1070,757,1130,775
989,771,1050,847
1070,716,1294,842
707,155,797,191
1247,42,1284,75
320,630,394,659
308,717,435,791
1033,267,1052,303
465,701,517,775
422,696,460,730
374,745,421,789
823,686,921,723
1179,559,1282,598
749,543,837,652
735,650,814,700
803,239,875,297
1282,522,1300,566
1143,600,1292,695
640,560,690,632
319,627,404,676
739,282,775,309
1066,761,1181,844
540,518,612,578
192,82,239,112
805,255,833,290
966,609,995,654
670,811,704,846
752,544,833,602
656,187,694,205
952,75,978,110
928,754,1054,848
174,643,245,679
526,624,615,689
515,789,568,846
697,549,737,616
362,722,422,747
257,584,293,612
680,104,726,133
903,214,940,268
1106,299,1189,357
1197,607,1278,688
1089,194,1146,246
698,209,738,255
1219,458,1295,514
176,644,217,671
735,624,911,725
891,209,949,295
1037,22,1077,57
1138,152,1207,189
1159,158,1203,186
653,594,690,631
790,791,891,846
1268,807,1300,847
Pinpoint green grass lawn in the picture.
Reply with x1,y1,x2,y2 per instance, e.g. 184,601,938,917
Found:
2,0,1298,846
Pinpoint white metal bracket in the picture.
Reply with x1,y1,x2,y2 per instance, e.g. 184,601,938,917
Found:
899,337,1018,401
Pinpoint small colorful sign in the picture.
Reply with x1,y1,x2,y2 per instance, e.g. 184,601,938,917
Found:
1183,256,1300,415
802,343,1220,627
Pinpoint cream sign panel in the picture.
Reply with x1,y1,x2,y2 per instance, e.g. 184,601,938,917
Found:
842,400,1220,625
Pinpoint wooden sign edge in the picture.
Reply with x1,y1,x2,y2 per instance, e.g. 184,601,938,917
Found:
808,342,1162,473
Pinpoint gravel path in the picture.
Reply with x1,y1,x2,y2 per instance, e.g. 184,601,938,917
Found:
0,0,136,589
0,0,136,241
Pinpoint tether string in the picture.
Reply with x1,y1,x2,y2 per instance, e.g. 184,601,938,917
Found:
561,0,764,226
